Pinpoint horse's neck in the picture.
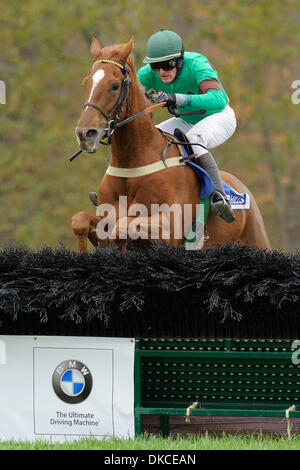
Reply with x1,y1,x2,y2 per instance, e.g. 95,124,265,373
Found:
110,83,165,168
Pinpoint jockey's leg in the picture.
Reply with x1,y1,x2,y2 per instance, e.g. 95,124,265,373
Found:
156,115,235,223
194,151,235,223
185,104,237,223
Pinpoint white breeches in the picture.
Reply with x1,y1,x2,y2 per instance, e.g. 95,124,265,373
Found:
156,103,237,156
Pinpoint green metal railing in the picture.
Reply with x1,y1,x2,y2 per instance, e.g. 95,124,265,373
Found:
134,338,300,436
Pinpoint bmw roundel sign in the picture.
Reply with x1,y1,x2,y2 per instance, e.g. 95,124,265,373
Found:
52,360,93,404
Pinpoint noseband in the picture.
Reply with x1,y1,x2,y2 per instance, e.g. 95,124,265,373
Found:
83,59,131,145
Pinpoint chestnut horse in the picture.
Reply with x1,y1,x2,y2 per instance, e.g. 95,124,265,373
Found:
72,37,271,252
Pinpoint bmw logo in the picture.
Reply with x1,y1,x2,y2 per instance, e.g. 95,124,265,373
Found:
52,360,93,404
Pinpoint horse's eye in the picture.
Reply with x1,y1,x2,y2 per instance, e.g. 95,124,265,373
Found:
112,83,120,91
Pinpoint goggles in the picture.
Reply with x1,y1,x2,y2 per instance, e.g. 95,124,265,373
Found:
150,59,177,71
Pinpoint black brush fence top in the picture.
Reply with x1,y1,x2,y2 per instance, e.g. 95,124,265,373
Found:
0,243,300,339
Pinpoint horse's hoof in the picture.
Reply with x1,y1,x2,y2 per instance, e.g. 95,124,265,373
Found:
89,192,98,207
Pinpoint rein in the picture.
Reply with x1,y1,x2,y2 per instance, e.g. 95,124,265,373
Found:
69,100,166,162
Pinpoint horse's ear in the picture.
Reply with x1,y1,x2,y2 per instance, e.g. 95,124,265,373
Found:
119,37,134,63
91,37,102,61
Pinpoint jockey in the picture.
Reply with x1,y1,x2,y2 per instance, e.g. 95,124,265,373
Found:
137,29,236,223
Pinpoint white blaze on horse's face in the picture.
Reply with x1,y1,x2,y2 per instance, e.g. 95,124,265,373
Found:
75,67,106,152
86,68,105,105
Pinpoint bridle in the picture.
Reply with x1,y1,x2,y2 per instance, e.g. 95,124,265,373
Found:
83,59,132,145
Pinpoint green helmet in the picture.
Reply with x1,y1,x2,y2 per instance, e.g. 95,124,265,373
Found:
143,29,184,64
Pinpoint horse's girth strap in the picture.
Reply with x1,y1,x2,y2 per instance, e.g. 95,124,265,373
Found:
106,157,185,178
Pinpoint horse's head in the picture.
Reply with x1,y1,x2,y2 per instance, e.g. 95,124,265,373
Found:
75,37,134,153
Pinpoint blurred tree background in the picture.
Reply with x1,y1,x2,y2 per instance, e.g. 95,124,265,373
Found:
0,0,299,251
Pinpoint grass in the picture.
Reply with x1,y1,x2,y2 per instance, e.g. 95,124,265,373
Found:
1,432,300,450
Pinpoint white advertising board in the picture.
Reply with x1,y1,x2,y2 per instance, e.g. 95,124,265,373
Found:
0,335,135,441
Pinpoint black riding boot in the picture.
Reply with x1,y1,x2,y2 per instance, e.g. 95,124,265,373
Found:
193,151,235,223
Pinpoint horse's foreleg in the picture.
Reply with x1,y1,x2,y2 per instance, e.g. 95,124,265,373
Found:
72,211,101,252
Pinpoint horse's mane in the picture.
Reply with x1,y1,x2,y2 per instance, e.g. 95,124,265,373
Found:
126,54,153,108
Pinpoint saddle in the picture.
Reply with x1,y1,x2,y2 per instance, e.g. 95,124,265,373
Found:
173,128,194,157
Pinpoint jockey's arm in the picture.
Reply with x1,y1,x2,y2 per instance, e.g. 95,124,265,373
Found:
137,61,229,113
175,78,228,111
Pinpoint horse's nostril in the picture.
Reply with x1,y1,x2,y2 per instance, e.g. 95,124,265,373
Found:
86,129,98,139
